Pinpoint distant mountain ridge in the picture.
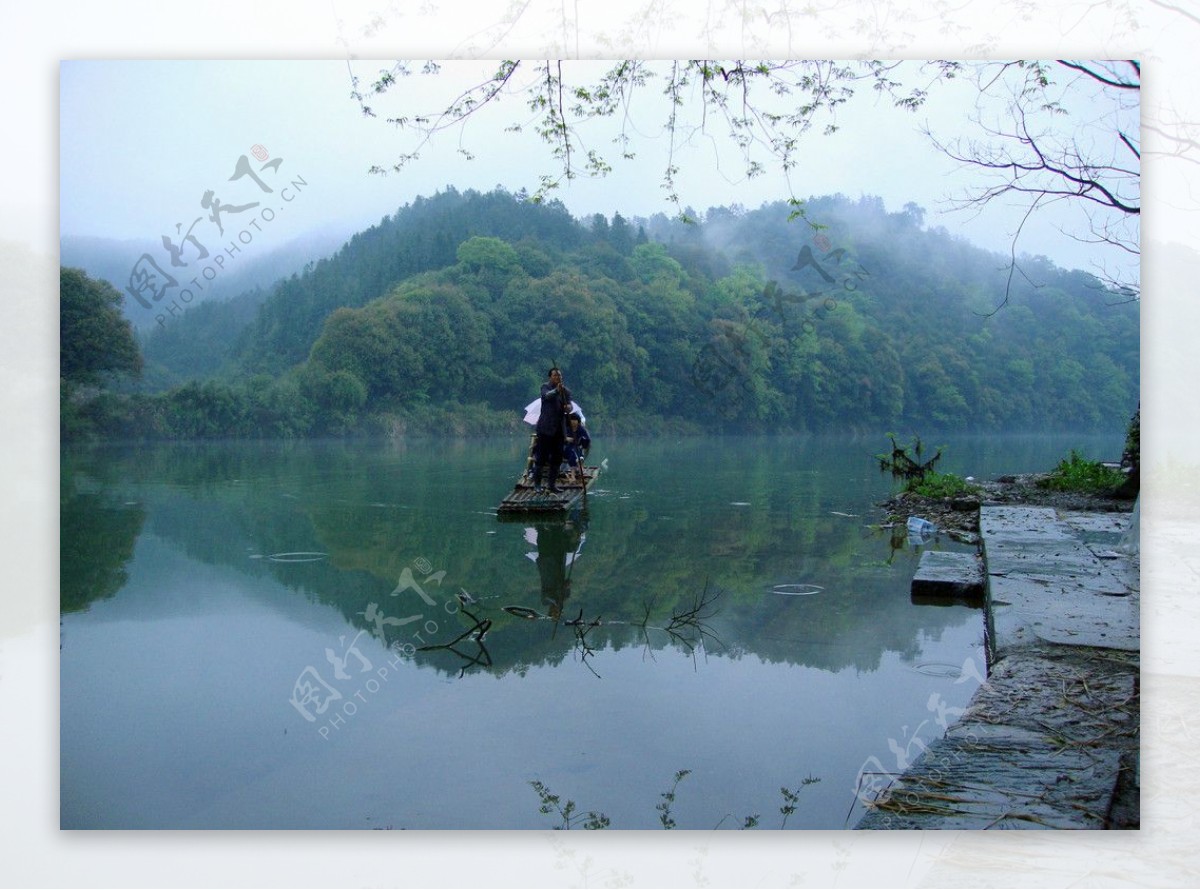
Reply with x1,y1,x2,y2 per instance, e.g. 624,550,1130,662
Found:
60,227,350,329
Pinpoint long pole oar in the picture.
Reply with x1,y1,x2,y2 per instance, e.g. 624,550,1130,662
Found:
524,432,537,486
579,448,589,503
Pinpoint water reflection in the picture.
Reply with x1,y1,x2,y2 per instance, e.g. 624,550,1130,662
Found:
60,455,145,614
412,508,725,678
60,435,1120,828
417,601,494,677
530,512,585,623
61,439,990,679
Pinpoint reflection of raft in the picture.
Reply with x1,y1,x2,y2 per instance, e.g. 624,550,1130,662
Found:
496,465,599,516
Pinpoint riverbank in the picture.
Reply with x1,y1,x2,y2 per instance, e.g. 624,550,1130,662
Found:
859,481,1139,829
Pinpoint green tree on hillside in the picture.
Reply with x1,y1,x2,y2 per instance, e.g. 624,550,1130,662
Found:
61,266,143,439
61,267,142,385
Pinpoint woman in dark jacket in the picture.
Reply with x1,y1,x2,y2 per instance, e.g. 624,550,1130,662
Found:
563,412,591,483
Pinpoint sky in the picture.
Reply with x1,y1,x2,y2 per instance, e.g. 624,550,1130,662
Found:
59,58,1138,286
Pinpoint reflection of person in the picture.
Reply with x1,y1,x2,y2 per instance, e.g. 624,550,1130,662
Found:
531,367,572,493
563,412,591,482
533,515,585,620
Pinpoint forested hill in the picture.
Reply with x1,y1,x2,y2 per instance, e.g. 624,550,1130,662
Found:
138,189,586,383
84,187,1136,439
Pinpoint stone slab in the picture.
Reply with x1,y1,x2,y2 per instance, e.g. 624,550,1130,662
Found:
855,729,1120,829
912,550,984,601
857,647,1137,830
858,505,1140,831
982,506,1138,655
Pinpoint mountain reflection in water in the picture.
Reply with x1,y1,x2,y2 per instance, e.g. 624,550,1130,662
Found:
60,433,1118,828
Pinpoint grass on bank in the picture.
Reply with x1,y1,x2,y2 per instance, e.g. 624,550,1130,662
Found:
1037,450,1127,494
905,471,980,499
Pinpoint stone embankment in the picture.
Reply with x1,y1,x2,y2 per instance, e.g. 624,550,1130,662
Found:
858,486,1139,830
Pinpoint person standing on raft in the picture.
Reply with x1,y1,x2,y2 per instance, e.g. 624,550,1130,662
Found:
531,366,572,494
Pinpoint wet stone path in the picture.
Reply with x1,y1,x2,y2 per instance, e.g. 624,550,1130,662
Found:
857,506,1139,829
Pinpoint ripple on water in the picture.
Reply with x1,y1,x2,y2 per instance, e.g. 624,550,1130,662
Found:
911,662,967,680
263,552,328,563
771,583,823,596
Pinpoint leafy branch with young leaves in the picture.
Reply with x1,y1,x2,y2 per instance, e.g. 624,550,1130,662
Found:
656,768,691,829
348,58,1138,304
529,779,612,830
347,59,954,218
529,769,820,830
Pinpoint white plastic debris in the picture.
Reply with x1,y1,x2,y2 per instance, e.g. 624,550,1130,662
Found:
907,516,937,535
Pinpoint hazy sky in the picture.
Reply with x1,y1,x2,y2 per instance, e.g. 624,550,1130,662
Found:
59,58,1137,282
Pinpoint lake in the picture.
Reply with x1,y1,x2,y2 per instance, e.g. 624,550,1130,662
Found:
60,432,1121,829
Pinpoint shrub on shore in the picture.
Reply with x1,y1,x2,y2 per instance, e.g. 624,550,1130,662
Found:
1038,450,1127,494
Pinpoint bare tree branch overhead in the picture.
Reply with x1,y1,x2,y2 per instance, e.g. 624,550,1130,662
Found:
349,58,1139,302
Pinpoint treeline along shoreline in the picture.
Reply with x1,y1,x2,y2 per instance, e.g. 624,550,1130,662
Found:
61,189,1138,441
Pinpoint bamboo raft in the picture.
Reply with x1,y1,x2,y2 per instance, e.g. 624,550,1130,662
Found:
496,466,599,516
496,434,599,516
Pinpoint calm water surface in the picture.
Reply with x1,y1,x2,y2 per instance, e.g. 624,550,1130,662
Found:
60,433,1119,828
